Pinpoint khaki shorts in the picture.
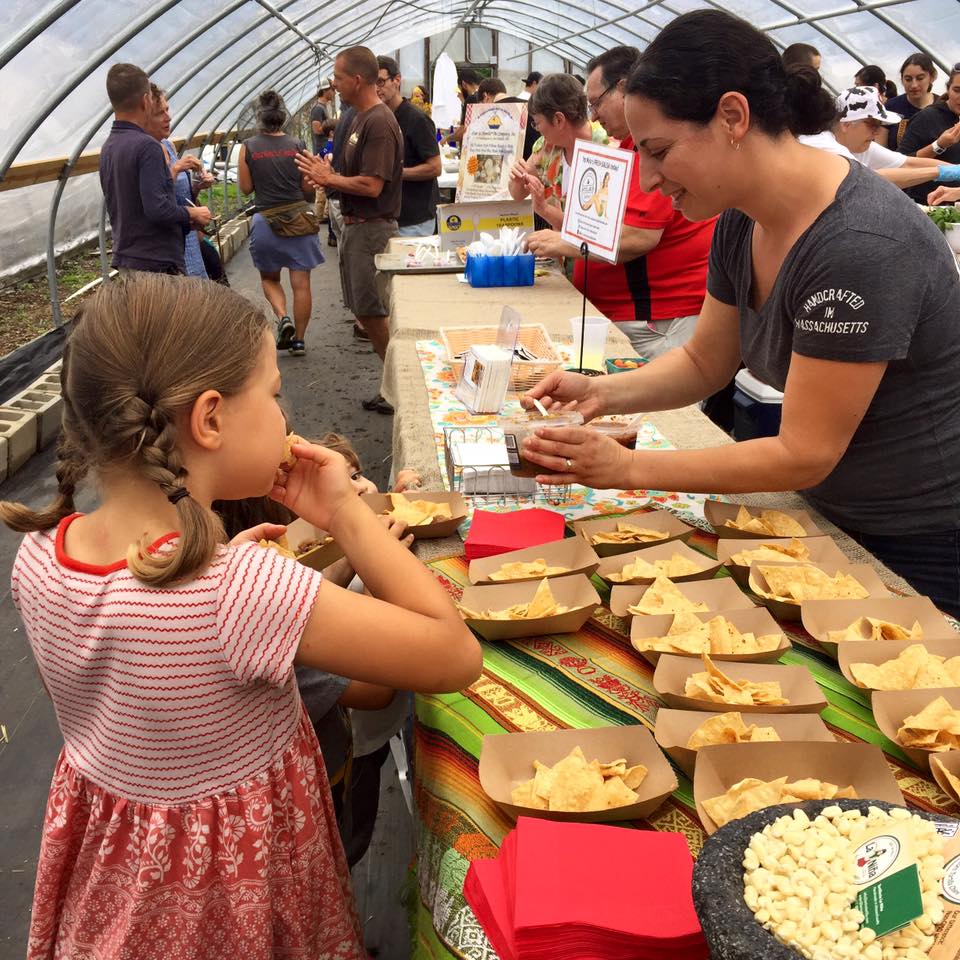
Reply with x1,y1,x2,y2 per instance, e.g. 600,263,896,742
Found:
339,218,397,317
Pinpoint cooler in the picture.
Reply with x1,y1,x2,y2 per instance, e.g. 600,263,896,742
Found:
733,369,783,440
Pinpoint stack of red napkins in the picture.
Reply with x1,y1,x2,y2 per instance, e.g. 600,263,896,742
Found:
464,817,708,960
465,509,566,561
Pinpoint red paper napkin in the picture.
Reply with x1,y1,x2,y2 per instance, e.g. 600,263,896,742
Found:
464,857,517,960
465,509,566,561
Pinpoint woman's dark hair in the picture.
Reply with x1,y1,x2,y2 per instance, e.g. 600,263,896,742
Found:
624,9,836,137
529,73,588,125
781,43,820,71
900,53,937,93
884,80,898,99
256,90,286,132
854,65,887,99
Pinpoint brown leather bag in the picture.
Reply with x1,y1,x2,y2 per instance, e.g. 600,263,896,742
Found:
260,200,320,237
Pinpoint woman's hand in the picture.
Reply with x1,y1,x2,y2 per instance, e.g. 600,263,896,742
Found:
271,441,355,531
523,369,606,421
228,522,288,547
521,425,633,489
524,174,549,216
393,468,422,492
937,122,960,150
524,229,572,260
509,158,530,182
928,184,960,204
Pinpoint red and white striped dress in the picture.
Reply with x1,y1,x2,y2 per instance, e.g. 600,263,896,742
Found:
12,514,366,960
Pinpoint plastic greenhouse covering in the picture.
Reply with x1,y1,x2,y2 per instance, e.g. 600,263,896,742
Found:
1,0,959,284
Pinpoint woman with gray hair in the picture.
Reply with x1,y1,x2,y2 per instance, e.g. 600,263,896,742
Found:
507,73,608,228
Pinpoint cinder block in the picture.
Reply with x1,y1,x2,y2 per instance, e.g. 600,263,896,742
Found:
6,388,62,449
45,359,63,374
0,407,38,473
32,373,61,393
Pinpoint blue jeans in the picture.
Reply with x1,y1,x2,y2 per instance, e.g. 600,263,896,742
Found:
397,217,437,237
840,525,960,618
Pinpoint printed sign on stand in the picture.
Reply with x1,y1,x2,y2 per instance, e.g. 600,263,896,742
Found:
560,140,635,265
457,102,528,201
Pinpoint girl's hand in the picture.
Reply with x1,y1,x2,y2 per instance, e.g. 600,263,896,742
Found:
523,369,606,421
380,513,414,549
929,185,960,204
271,442,354,530
521,425,633,489
229,522,288,547
393,468,421,492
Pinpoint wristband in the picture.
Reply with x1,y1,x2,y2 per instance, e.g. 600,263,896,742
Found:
933,139,948,156
936,164,960,184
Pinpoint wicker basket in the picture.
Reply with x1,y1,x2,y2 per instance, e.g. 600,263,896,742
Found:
440,324,562,392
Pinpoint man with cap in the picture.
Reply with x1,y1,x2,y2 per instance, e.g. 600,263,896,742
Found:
520,71,542,100
800,87,960,189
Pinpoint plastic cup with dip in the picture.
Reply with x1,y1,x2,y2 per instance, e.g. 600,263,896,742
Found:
568,316,609,372
500,411,585,477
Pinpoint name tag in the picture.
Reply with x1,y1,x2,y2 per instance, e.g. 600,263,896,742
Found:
348,132,359,145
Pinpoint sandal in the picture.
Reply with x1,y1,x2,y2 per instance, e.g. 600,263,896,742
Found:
276,316,295,350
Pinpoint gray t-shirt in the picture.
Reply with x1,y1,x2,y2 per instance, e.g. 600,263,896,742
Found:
707,161,960,535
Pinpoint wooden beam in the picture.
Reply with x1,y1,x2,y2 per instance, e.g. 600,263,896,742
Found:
0,129,250,193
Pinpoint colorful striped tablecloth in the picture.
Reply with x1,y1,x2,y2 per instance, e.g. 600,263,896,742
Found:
411,527,959,960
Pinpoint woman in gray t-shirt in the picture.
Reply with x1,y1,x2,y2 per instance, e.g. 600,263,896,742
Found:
520,10,960,615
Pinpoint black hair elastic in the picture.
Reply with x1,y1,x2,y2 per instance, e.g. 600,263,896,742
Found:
167,487,190,505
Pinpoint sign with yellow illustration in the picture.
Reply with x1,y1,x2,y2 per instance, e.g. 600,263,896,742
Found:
456,102,527,201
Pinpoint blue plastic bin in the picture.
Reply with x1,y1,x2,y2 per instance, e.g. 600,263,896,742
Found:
465,253,535,288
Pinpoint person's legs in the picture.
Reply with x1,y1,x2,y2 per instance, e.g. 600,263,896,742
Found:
288,269,313,342
259,270,287,320
396,217,437,237
356,315,389,360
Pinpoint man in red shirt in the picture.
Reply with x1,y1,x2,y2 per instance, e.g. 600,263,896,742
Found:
525,46,716,359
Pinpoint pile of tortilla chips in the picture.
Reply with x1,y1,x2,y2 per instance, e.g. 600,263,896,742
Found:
686,712,781,750
850,644,960,690
488,558,570,581
259,536,297,560
704,777,857,828
510,745,647,812
729,538,811,567
684,654,789,706
723,507,807,537
590,521,668,545
458,579,572,621
753,564,869,603
826,616,924,645
897,696,960,752
626,577,709,616
383,492,454,527
634,612,783,656
608,551,707,583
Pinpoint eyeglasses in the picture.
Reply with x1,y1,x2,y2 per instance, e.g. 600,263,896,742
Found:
376,74,397,87
587,82,618,115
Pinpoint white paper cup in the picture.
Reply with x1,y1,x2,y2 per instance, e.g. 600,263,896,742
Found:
568,315,609,371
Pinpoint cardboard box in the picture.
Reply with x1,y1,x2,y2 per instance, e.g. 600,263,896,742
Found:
653,655,827,714
631,607,790,666
929,750,960,804
716,535,848,588
596,541,721,586
478,723,678,823
436,199,535,252
361,491,467,540
459,574,600,641
284,517,345,572
468,536,600,585
872,688,960,770
693,741,903,835
609,578,755,618
572,510,694,558
748,561,891,621
838,636,960,693
704,501,824,540
654,708,836,780
801,596,957,659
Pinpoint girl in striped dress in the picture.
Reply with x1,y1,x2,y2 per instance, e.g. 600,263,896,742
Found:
3,274,481,960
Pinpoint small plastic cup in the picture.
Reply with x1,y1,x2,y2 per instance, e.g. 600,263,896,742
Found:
500,411,584,477
568,315,609,372
584,414,643,449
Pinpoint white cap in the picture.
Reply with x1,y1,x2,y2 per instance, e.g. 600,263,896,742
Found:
836,86,902,125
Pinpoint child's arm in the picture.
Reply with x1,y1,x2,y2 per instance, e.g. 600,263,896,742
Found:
277,444,482,694
339,682,395,710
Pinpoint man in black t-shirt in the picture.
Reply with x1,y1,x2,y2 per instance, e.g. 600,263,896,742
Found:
310,85,336,154
376,56,440,237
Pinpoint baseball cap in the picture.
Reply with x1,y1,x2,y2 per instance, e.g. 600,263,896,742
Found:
836,86,902,125
522,71,543,85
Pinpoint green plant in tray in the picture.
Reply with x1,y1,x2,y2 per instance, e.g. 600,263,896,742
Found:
925,205,960,233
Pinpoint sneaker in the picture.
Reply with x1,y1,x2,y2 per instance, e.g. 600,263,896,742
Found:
276,316,295,350
289,339,306,356
327,234,338,247
362,393,394,414
352,324,370,341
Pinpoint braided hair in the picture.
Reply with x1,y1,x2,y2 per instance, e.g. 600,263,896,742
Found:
0,274,268,586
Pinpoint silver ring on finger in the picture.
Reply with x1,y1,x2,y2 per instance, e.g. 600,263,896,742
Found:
565,458,573,470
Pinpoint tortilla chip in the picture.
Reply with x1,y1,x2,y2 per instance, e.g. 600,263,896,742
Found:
851,644,960,691
627,577,709,616
591,521,669,544
898,696,960,751
932,757,960,800
704,776,857,827
384,492,454,527
754,564,869,603
457,578,573,621
723,507,807,537
601,776,641,808
729,538,811,567
634,614,782,656
488,558,570,581
684,654,789,706
258,536,296,560
685,712,781,750
510,779,548,809
608,551,707,583
826,616,924,646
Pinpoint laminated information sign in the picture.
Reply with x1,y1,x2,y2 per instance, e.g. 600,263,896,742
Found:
456,102,527,201
560,139,635,265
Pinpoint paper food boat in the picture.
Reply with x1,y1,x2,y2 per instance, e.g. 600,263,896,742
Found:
716,536,848,588
705,501,824,540
801,596,957,659
284,517,345,571
872,687,960,771
930,751,960,804
572,510,694,557
838,636,960,693
693,741,903,835
468,536,600,586
653,655,827,714
654,708,836,780
631,607,790,666
609,578,755,618
596,541,722,586
361,491,467,540
478,723,678,823
748,561,891,622
458,574,600,641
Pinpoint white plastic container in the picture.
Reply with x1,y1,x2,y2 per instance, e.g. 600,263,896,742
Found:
733,369,784,440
